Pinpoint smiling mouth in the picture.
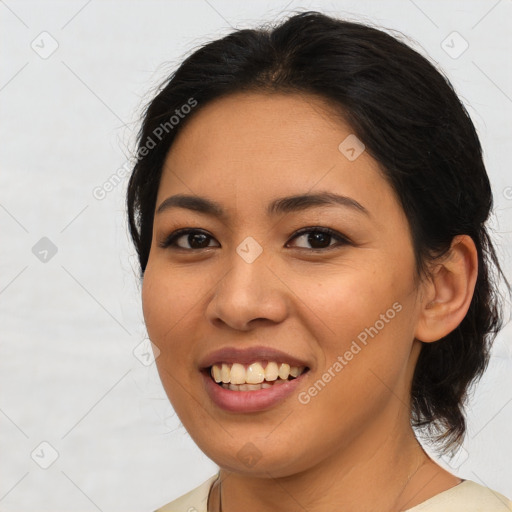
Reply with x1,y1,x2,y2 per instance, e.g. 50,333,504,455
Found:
207,361,309,391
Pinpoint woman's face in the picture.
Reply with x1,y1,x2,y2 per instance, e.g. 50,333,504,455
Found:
142,92,425,476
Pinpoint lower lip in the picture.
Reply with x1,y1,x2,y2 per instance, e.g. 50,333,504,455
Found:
202,370,309,413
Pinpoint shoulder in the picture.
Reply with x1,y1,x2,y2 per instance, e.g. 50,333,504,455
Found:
153,476,512,512
405,480,512,512
154,474,218,512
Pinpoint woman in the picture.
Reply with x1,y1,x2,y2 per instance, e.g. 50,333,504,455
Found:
126,11,512,512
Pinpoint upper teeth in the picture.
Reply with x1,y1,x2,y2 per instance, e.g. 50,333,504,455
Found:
210,362,305,384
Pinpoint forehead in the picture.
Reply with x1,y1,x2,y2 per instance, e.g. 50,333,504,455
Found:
167,91,352,168
157,92,397,221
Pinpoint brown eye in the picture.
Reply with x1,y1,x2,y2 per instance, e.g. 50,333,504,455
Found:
160,229,219,250
287,227,350,251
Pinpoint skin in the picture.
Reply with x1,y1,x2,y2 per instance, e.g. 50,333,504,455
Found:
142,92,478,512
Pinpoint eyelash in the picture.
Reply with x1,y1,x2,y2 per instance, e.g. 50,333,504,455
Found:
158,226,351,252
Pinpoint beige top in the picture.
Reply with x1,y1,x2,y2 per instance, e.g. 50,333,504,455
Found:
155,473,512,512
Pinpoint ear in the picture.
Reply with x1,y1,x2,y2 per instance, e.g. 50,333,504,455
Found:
415,235,478,343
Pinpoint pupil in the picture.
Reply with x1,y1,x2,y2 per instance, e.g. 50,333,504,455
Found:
308,232,330,249
190,233,209,248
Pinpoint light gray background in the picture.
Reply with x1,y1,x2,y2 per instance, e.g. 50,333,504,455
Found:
1,1,511,511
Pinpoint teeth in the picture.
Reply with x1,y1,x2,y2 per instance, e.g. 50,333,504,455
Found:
210,361,305,385
278,363,290,380
246,362,265,384
230,363,246,384
289,366,301,377
212,365,222,382
223,381,275,391
221,363,230,383
265,361,279,381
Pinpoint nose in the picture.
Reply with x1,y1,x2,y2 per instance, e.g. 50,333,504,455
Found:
205,247,289,331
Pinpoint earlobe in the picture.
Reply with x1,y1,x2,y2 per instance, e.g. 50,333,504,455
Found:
415,235,478,343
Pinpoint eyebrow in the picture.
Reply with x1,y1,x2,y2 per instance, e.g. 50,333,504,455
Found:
156,191,370,219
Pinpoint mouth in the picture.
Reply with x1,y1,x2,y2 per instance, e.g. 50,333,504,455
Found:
198,346,312,412
201,361,311,412
205,361,310,391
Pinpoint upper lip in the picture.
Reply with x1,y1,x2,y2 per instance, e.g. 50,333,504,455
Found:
199,345,310,369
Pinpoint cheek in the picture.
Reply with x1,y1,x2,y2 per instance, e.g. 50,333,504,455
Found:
295,261,415,390
141,263,198,366
292,283,414,448
292,261,402,340
141,263,204,415
142,260,194,332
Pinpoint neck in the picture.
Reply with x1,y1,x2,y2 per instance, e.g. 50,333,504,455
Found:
213,406,445,512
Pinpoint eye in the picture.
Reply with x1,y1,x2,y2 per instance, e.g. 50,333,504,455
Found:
286,227,350,251
159,226,350,252
159,229,219,250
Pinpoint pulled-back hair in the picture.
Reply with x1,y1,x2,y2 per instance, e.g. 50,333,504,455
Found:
126,11,507,454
